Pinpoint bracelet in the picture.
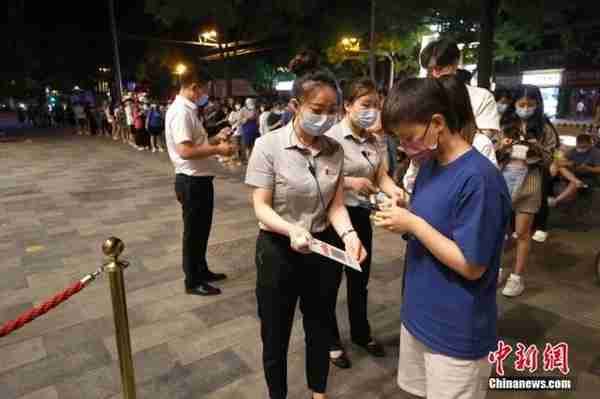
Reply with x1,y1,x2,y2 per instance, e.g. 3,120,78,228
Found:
340,229,356,241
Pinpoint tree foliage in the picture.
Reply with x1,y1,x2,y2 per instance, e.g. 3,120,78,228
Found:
144,0,595,88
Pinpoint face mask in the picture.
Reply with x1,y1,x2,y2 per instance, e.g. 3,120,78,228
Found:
400,122,437,162
516,106,536,120
352,109,379,129
497,103,509,115
299,111,336,137
196,95,209,108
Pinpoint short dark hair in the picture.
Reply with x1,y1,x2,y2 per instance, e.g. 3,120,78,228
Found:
382,78,460,133
180,68,212,90
343,77,377,105
420,39,461,70
289,50,338,102
455,69,472,85
494,87,513,102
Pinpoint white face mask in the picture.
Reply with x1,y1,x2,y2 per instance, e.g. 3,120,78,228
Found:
299,111,337,137
352,109,379,129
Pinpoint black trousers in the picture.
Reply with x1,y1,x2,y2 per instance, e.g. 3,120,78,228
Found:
256,229,343,398
174,174,214,289
331,206,373,347
134,127,149,147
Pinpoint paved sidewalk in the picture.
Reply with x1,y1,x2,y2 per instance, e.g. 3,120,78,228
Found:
0,128,599,398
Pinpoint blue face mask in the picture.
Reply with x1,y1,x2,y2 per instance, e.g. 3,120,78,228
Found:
516,106,536,120
299,111,337,137
196,95,209,108
497,103,509,115
353,109,379,129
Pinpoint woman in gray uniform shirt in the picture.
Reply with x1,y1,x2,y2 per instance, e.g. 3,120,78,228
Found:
326,78,407,368
245,56,366,399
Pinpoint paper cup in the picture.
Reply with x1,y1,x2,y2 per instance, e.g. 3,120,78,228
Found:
511,144,529,160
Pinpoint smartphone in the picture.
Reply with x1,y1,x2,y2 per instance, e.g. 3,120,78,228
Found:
357,199,381,212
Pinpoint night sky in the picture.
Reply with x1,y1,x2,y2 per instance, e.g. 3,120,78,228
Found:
16,0,158,85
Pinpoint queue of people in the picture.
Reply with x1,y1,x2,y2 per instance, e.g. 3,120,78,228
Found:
74,99,168,153
162,37,597,399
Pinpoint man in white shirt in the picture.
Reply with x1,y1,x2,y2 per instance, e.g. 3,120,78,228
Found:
403,38,501,192
124,100,134,144
166,68,235,296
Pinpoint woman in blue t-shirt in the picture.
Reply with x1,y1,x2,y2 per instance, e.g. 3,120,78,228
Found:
373,77,511,399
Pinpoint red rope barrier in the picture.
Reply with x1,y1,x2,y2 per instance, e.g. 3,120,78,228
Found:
0,280,85,338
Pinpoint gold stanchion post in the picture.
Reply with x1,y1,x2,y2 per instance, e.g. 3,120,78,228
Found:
102,237,137,399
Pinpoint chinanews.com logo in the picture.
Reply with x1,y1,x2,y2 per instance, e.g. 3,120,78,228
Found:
487,340,575,391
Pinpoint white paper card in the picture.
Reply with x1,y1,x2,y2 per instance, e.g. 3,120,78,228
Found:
309,238,362,272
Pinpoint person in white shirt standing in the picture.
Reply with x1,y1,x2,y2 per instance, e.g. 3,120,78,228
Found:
403,38,501,193
124,99,135,146
258,102,273,136
166,68,236,296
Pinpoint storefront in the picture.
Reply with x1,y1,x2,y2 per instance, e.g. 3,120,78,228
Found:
521,69,563,117
562,70,600,120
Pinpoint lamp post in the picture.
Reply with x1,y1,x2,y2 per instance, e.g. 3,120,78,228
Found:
108,0,124,103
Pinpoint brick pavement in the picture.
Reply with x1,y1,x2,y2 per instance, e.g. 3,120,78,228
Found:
1,129,599,398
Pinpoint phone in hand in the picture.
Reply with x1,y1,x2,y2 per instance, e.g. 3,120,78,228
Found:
357,199,381,212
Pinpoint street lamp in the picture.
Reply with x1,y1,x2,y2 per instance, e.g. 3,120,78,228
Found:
200,30,218,43
175,63,187,85
199,30,220,48
175,64,187,76
340,37,395,92
341,37,361,53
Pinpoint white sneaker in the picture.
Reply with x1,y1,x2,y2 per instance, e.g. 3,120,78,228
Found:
158,147,165,153
152,148,156,153
137,147,144,151
502,274,525,297
532,230,548,242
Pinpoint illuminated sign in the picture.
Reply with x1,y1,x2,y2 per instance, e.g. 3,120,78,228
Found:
522,70,563,87
275,81,294,91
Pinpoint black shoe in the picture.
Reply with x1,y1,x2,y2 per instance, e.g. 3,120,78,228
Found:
185,283,222,296
330,351,352,369
355,339,385,358
204,271,227,282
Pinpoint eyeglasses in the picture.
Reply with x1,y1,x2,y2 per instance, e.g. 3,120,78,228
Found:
397,119,432,151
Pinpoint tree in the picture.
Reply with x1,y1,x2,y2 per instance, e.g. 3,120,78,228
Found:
252,60,278,94
478,0,499,88
135,46,195,100
327,27,428,83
